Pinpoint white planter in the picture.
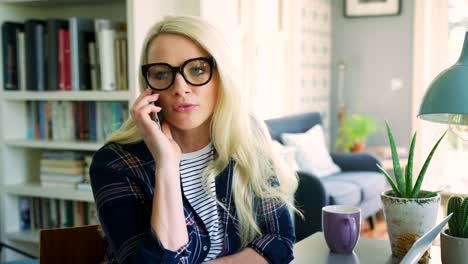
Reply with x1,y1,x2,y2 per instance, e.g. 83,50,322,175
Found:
380,190,440,257
440,229,468,264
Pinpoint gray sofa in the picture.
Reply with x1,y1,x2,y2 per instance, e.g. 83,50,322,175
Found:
265,112,386,242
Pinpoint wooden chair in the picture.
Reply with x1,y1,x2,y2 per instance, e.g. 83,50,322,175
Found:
39,225,105,264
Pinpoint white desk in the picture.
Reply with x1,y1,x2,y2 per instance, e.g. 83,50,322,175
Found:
293,232,441,264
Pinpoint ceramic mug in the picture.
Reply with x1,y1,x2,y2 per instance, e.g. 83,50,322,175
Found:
322,205,361,254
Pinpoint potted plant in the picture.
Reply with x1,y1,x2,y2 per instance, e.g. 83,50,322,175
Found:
378,122,446,259
336,114,377,152
440,196,468,263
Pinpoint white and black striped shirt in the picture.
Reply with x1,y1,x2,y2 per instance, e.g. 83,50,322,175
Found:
180,143,224,261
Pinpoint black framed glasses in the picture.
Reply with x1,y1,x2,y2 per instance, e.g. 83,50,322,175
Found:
141,57,216,91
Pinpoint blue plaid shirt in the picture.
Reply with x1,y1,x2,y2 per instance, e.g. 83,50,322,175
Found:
90,141,295,263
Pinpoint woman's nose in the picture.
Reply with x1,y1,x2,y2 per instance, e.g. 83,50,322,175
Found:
170,72,191,95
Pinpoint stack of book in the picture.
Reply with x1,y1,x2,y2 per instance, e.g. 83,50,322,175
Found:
40,151,85,189
1,18,127,91
77,154,93,192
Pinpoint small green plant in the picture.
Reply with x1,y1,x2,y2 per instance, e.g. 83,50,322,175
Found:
447,196,468,238
336,114,377,152
377,122,446,198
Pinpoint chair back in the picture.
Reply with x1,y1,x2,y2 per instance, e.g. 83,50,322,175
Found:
39,225,104,264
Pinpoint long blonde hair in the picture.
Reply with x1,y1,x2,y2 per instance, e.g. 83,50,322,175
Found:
106,16,298,247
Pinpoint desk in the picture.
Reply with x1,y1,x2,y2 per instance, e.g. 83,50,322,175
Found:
293,232,441,264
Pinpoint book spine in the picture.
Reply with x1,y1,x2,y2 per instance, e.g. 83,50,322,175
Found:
58,29,66,91
98,28,116,91
64,30,71,91
18,197,31,230
38,101,46,139
35,24,45,91
88,41,98,90
2,23,22,90
16,31,26,90
26,101,34,139
47,20,68,90
25,21,38,90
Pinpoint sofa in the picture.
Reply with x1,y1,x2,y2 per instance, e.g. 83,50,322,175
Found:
265,112,386,242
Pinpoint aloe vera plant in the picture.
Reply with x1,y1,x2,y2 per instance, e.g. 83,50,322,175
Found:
447,196,468,238
377,122,446,198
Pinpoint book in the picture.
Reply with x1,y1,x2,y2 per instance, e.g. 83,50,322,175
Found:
47,19,68,91
16,30,26,90
18,196,31,230
40,173,84,182
24,19,46,91
58,29,68,91
1,21,24,90
41,150,84,160
41,166,84,175
70,17,95,91
88,41,99,90
77,183,92,192
95,20,125,91
41,159,85,168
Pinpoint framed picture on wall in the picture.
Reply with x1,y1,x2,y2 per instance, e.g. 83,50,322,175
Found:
344,0,401,18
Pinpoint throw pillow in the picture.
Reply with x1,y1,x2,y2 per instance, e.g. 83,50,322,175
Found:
272,140,299,171
281,125,341,177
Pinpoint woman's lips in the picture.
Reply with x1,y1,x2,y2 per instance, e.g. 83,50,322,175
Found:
173,104,198,113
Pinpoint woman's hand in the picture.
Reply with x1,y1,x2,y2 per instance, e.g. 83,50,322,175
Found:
130,88,181,166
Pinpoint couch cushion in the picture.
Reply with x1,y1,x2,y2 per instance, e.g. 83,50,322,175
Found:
321,180,361,206
324,171,386,202
282,125,341,177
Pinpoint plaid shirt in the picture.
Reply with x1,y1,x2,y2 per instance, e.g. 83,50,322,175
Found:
90,141,295,264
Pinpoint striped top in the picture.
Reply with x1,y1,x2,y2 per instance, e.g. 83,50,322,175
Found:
180,143,224,261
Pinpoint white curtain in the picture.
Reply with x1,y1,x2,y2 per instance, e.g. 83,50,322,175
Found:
412,0,451,190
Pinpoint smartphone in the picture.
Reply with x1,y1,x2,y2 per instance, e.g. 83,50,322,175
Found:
153,102,162,130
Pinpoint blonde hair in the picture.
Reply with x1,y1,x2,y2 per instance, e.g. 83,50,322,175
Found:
106,16,298,247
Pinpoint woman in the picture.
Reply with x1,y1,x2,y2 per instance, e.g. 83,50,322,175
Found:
90,15,298,264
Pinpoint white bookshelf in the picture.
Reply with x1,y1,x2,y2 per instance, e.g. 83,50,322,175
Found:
5,230,39,244
2,91,131,101
1,183,94,202
0,0,162,261
5,139,104,151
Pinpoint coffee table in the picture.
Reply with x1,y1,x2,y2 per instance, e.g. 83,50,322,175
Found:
293,232,441,264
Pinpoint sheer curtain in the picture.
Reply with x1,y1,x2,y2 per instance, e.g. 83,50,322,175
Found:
412,0,468,193
411,0,449,191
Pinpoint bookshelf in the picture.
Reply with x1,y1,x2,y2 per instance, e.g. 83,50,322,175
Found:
0,0,166,260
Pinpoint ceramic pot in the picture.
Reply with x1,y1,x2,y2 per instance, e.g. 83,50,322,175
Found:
440,229,468,264
350,143,365,152
380,190,440,258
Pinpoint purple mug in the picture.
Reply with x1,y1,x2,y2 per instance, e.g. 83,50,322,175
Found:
322,205,361,254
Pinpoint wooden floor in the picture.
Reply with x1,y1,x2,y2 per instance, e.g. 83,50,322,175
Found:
360,210,389,240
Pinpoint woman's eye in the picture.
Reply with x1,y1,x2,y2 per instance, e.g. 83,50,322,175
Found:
152,71,171,80
189,67,206,76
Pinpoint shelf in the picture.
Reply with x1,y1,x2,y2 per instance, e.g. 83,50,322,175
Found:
0,0,121,7
2,182,94,202
6,230,39,244
2,91,131,101
5,139,104,151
